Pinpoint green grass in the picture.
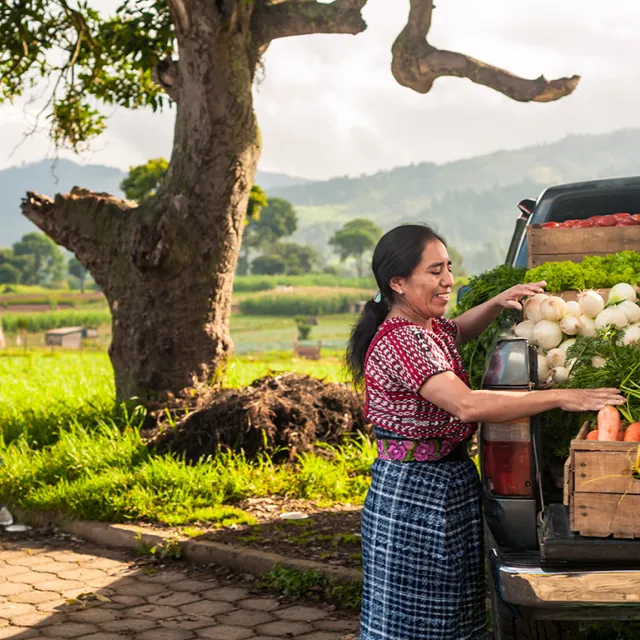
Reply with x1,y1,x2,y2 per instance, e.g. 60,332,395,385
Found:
0,351,115,447
0,350,371,527
0,419,374,526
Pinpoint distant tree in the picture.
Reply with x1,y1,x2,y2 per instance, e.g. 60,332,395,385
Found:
277,242,319,275
329,218,383,278
252,254,287,276
68,256,88,293
120,158,169,203
248,197,297,253
0,263,21,285
12,232,65,286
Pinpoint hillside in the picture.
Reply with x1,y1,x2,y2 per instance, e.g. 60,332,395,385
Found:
0,160,309,246
271,129,640,272
3,130,640,273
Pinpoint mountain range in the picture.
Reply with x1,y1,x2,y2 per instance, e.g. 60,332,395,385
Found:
2,128,640,274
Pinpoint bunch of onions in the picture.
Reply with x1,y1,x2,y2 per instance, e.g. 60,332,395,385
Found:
514,283,639,389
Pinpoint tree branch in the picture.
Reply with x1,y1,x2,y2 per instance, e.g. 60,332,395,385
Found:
21,189,135,281
252,0,367,48
392,0,580,102
167,0,191,36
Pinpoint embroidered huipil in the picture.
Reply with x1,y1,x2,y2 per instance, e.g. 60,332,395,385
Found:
364,316,477,461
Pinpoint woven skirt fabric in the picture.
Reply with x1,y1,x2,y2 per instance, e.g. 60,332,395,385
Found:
359,457,485,640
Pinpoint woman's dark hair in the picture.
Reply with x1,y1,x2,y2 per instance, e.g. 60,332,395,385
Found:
346,224,446,388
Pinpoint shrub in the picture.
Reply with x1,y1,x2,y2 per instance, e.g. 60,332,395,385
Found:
1,309,111,333
239,292,367,316
233,274,376,293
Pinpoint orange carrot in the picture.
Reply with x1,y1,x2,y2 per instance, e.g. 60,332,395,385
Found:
618,431,625,441
586,430,599,440
597,405,621,441
623,422,640,443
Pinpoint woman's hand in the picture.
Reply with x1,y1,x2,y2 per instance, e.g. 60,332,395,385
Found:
557,388,626,412
492,281,547,311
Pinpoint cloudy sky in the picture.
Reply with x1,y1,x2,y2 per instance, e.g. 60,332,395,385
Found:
1,0,640,179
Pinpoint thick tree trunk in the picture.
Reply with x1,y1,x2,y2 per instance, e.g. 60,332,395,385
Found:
23,8,260,401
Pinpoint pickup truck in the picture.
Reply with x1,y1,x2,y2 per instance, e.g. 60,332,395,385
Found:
479,176,640,639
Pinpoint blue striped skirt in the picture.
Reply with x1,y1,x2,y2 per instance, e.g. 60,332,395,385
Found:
360,456,485,640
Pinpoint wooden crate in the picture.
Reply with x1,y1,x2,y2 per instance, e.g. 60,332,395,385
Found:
564,422,640,538
527,225,640,268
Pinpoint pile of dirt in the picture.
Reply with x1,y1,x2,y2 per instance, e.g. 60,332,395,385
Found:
146,373,369,462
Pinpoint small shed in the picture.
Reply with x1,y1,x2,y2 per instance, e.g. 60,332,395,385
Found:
45,326,84,349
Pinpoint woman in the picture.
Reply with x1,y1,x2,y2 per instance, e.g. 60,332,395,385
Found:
348,224,624,640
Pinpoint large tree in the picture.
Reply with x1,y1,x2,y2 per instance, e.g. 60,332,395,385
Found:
2,0,579,401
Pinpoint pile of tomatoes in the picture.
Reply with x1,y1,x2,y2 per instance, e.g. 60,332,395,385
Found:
542,213,640,229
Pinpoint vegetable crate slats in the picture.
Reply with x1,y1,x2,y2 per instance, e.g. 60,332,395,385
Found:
564,422,640,538
527,225,640,268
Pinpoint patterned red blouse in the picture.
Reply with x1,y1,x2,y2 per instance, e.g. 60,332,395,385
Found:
363,316,477,460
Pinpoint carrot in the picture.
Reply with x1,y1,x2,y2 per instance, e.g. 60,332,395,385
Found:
623,422,640,443
586,430,599,440
597,405,621,441
618,431,625,441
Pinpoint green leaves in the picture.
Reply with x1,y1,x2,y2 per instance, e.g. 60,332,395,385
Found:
120,157,169,202
524,251,640,291
0,0,175,150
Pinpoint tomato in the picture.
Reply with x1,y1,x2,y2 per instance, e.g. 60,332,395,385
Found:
613,212,632,221
574,220,594,228
541,222,560,229
616,217,639,225
594,215,617,226
561,219,580,227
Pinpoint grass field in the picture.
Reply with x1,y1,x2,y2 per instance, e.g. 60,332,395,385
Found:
0,350,369,528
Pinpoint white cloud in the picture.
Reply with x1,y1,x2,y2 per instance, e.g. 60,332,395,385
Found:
2,0,640,179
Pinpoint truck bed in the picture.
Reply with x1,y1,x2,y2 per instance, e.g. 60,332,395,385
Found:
539,504,640,565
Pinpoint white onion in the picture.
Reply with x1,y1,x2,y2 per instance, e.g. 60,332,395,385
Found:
559,338,576,352
595,307,629,329
623,324,640,345
514,320,536,343
578,290,605,318
608,283,638,305
552,367,570,383
540,296,567,322
546,348,566,369
537,353,551,382
533,320,564,350
560,314,582,336
524,293,549,323
591,356,607,369
579,315,597,337
617,300,640,324
565,300,581,317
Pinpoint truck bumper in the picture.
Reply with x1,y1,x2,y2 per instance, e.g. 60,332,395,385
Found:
491,551,640,607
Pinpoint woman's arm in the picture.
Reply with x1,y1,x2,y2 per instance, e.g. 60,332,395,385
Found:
419,370,624,423
453,281,546,345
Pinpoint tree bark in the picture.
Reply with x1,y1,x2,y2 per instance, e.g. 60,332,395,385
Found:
22,2,261,402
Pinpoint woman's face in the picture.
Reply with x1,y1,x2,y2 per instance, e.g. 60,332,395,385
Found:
391,240,455,319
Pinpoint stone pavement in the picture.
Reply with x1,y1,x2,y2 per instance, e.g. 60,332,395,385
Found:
0,536,359,639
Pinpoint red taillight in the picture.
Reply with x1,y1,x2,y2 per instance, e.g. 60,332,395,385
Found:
481,419,533,497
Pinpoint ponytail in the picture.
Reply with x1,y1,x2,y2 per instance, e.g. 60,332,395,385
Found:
346,298,389,389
